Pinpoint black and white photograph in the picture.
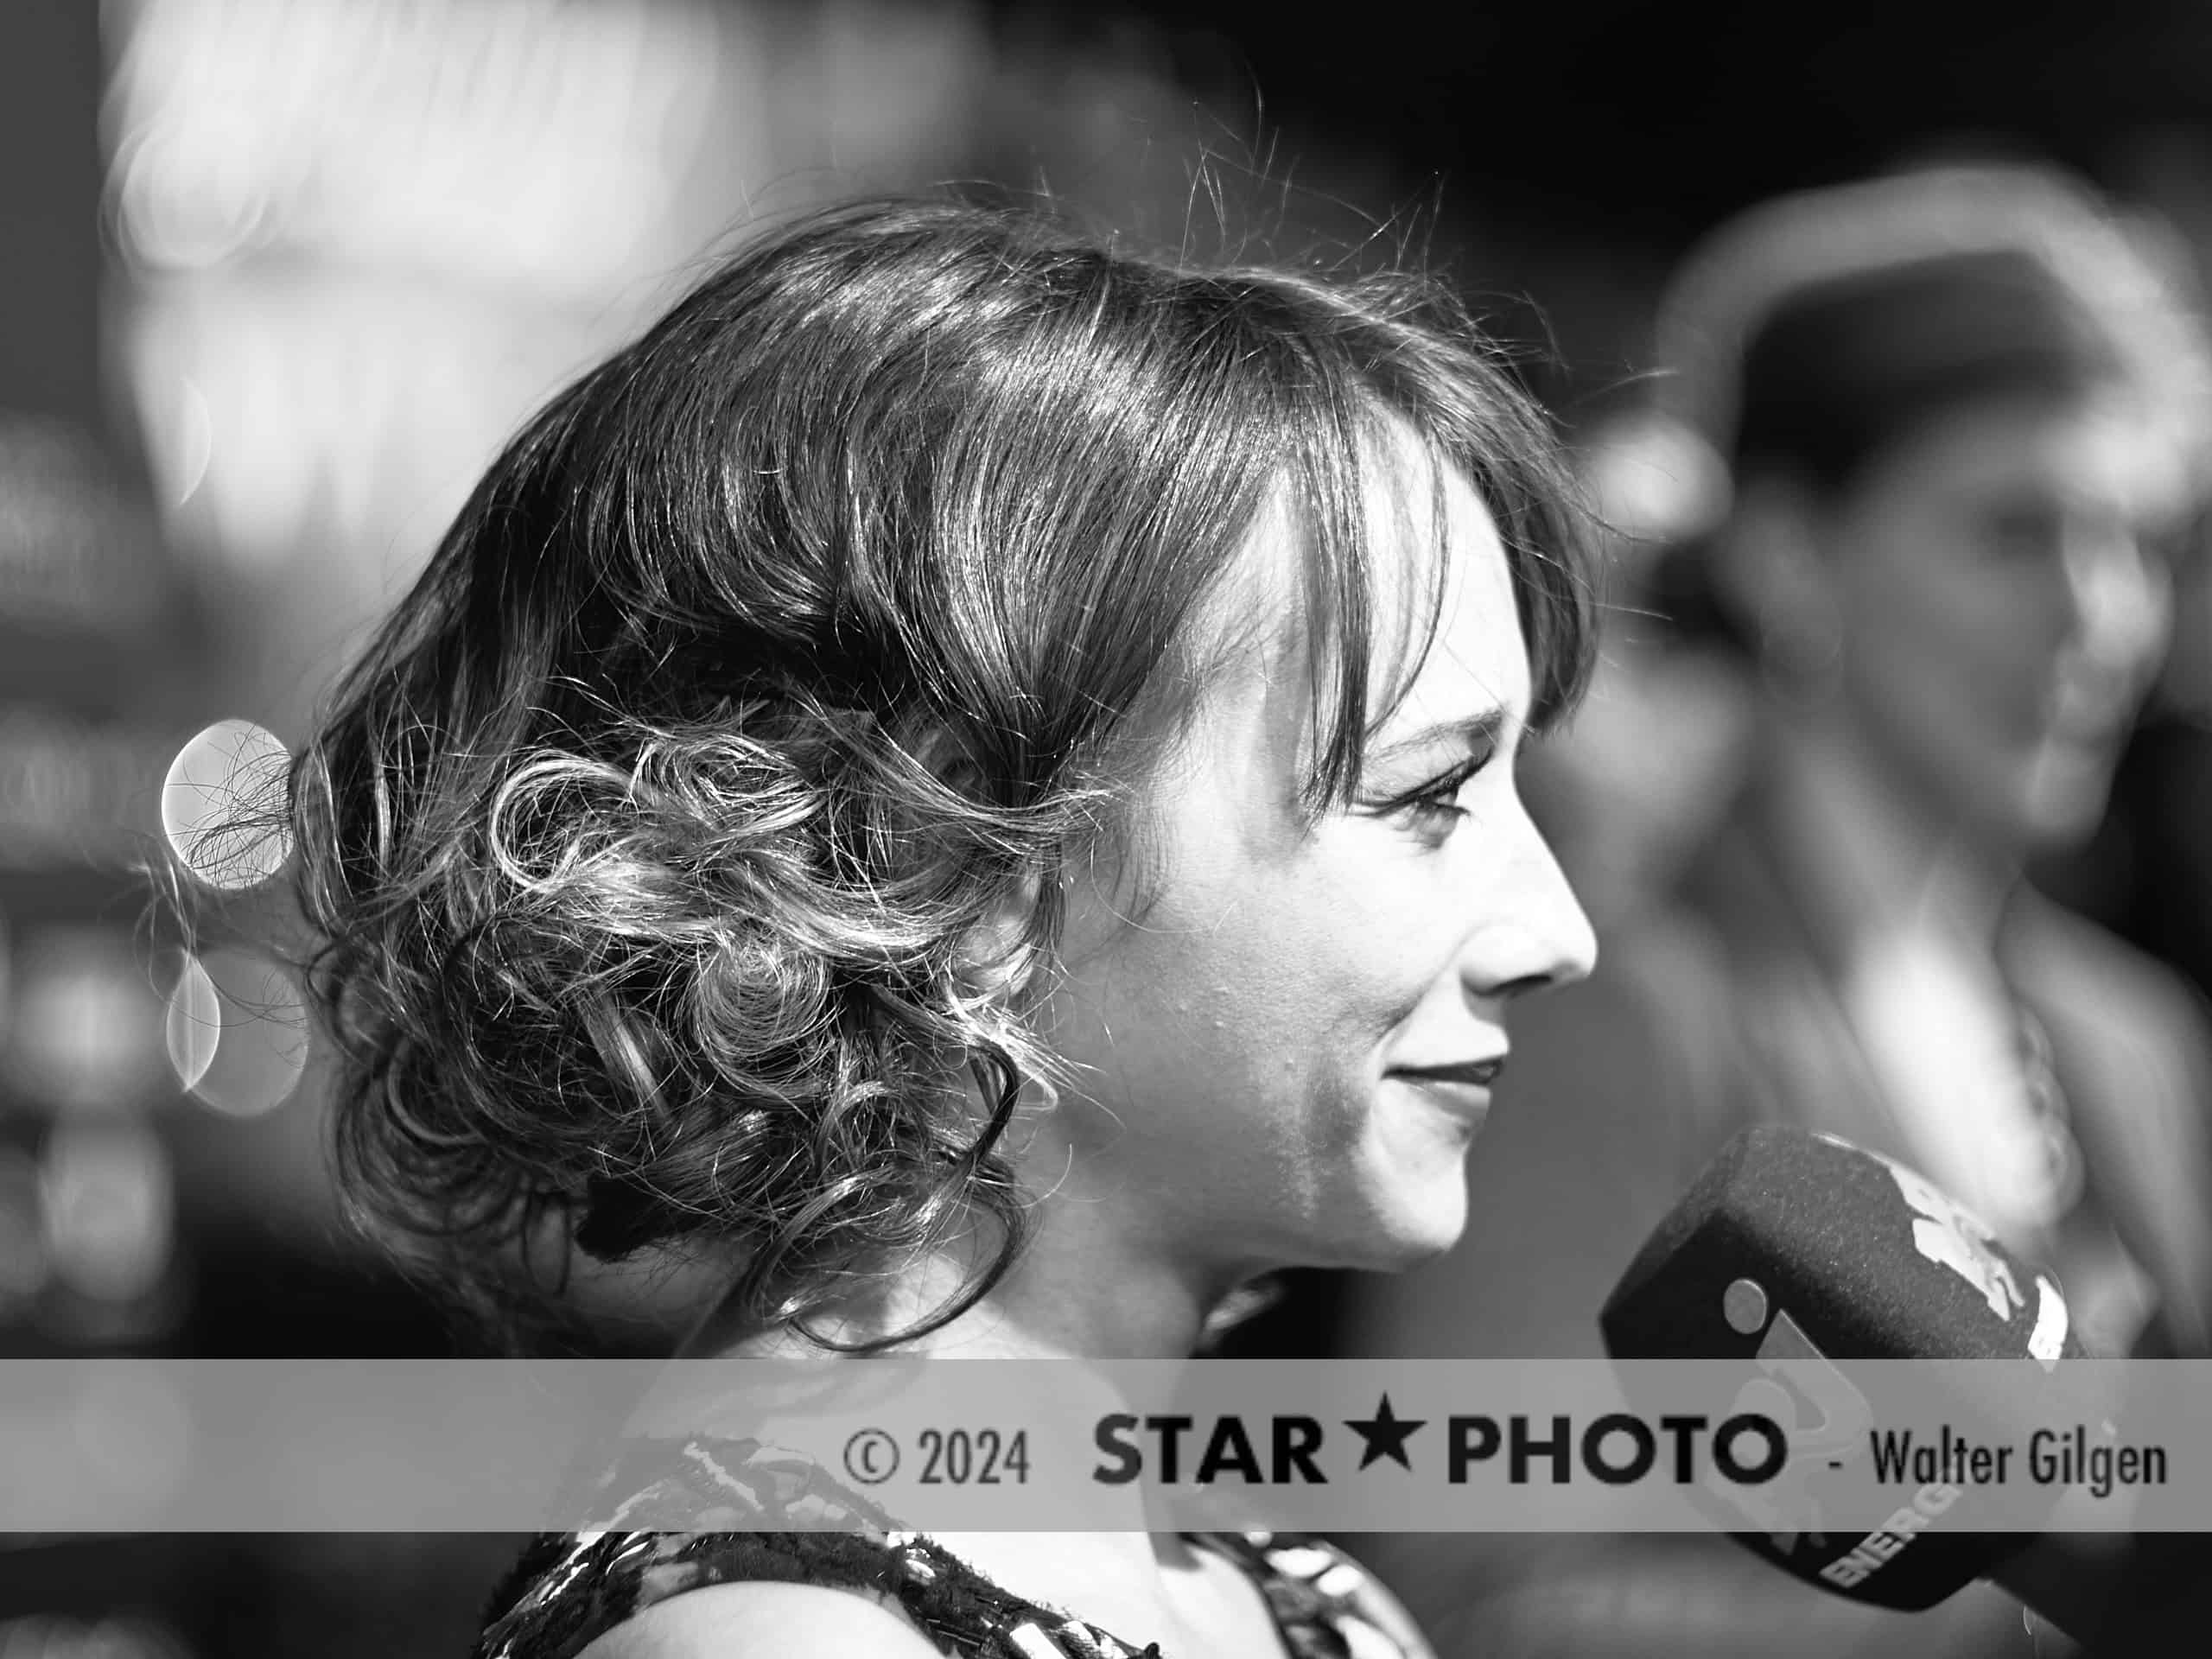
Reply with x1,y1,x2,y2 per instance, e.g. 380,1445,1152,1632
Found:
4,2,2212,1655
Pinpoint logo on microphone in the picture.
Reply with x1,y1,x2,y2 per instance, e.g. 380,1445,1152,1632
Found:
1887,1163,2023,1322
1708,1275,1872,1553
1882,1159,2071,1365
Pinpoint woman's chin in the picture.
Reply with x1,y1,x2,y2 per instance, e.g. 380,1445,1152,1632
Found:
1343,1173,1471,1272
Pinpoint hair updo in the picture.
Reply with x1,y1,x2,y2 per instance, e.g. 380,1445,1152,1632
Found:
288,194,1595,1350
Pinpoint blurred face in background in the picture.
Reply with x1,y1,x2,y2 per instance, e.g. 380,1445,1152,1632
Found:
1813,391,2188,854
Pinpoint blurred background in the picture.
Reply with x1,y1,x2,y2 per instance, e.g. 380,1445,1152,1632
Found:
8,0,2212,1654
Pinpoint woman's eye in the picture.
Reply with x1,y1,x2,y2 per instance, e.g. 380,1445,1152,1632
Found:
1402,771,1475,822
1373,748,1494,832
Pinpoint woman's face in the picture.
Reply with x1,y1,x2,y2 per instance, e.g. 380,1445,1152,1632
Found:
1817,393,2186,851
1033,443,1597,1277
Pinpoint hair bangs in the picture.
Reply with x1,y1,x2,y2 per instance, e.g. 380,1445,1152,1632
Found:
1227,289,1599,819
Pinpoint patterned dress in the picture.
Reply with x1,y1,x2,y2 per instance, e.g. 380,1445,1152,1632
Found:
474,1437,1432,1659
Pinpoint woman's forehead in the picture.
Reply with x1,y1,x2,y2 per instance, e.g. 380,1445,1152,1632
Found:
1369,458,1529,740
1202,432,1529,741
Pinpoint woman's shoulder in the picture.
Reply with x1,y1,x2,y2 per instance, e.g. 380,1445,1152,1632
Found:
475,1508,1433,1658
473,1431,1435,1658
471,1433,1158,1659
575,1578,946,1659
472,1433,962,1659
476,1526,1157,1659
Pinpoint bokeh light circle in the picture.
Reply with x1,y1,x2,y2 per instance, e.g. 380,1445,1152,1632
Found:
162,719,292,891
5,928,168,1111
41,1118,175,1303
162,954,220,1093
1580,412,1732,546
162,949,308,1117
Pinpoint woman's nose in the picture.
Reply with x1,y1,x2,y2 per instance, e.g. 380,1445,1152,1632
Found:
1461,810,1599,1001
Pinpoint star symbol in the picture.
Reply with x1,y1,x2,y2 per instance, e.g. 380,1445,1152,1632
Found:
1343,1393,1426,1471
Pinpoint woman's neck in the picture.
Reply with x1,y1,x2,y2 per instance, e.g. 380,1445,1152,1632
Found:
684,1198,1232,1363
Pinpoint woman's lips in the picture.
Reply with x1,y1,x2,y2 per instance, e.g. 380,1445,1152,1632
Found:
1390,1058,1506,1121
1394,1058,1507,1088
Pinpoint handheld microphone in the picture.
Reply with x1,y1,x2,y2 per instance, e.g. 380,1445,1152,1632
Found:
1602,1124,2081,1367
1601,1125,2190,1645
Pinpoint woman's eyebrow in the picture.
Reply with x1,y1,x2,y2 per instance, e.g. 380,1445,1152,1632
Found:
1363,706,1510,767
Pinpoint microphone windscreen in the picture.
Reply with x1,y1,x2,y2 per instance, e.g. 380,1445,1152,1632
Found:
1602,1125,2081,1363
1600,1126,2080,1611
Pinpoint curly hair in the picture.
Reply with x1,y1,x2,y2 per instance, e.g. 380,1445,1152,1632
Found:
288,194,1597,1351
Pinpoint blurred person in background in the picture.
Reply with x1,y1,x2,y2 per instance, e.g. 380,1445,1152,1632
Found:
2040,490,2212,1001
273,193,1600,1658
1343,163,2212,1657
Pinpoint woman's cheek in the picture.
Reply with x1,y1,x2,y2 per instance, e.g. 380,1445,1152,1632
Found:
1320,853,1460,995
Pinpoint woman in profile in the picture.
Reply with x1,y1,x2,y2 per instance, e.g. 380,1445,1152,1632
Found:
281,194,1599,1656
1346,164,2212,1656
